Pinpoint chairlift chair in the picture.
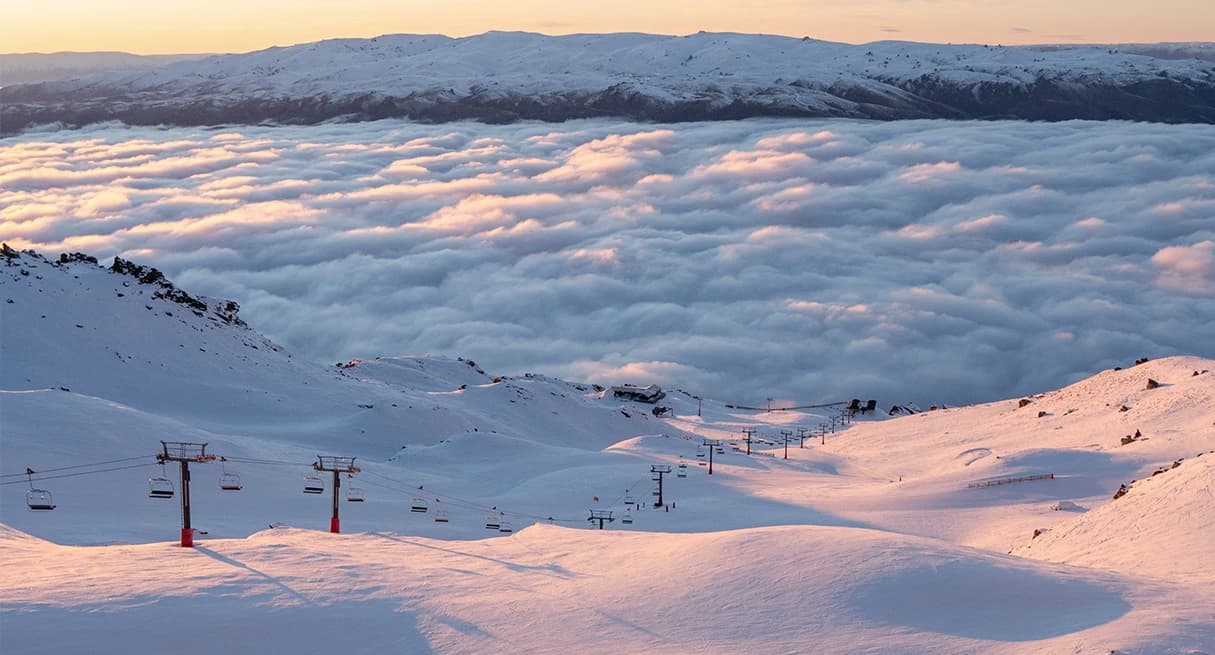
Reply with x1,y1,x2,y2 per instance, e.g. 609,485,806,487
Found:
303,474,324,494
621,512,634,525
24,469,55,510
148,464,175,499
219,472,243,491
484,514,501,530
677,468,687,478
148,477,174,499
410,497,429,513
696,448,705,459
433,509,449,523
218,458,242,491
623,492,636,506
347,486,366,502
498,521,513,534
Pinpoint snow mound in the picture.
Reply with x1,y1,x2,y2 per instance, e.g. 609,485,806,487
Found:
2,522,1184,655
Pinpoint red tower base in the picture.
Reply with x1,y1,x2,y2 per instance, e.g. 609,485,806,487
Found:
180,528,194,548
330,517,340,534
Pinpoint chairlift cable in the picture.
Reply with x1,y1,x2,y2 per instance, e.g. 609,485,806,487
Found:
0,455,153,478
360,470,582,524
0,461,158,486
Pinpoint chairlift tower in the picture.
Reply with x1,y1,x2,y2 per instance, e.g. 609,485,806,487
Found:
742,428,756,456
796,427,808,448
780,430,793,460
314,455,360,534
588,509,615,530
702,439,721,475
651,464,672,508
157,441,215,547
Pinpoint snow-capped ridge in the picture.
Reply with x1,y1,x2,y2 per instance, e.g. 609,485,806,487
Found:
3,31,1213,133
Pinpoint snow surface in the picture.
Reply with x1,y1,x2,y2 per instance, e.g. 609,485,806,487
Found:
2,250,1214,654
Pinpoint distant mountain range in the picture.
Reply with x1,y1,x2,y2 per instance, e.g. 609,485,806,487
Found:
0,52,210,85
2,32,1214,134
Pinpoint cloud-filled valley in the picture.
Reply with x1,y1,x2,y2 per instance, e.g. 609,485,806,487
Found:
2,118,1213,407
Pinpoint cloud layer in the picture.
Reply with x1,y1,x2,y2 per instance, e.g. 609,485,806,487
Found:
2,118,1213,407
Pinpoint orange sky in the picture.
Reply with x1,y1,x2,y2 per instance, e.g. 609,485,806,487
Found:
3,0,1211,54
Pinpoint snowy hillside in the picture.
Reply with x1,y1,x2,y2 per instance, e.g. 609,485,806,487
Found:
2,246,1214,654
1016,453,1215,582
3,31,1214,133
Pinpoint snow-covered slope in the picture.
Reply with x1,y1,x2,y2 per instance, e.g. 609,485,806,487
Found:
807,357,1215,552
0,247,657,458
1016,453,1215,582
3,245,1214,654
3,32,1214,133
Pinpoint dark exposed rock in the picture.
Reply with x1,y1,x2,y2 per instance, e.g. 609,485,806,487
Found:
58,252,98,265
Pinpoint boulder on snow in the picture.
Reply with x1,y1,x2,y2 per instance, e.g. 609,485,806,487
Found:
1145,378,1160,389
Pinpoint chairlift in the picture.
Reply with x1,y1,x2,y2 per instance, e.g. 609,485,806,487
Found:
621,512,634,525
651,489,661,496
218,457,242,491
677,468,687,478
623,492,636,506
696,447,705,459
148,464,175,499
498,521,513,534
347,486,366,502
484,514,501,530
433,509,449,523
715,447,724,455
303,474,324,494
410,497,429,513
24,469,55,511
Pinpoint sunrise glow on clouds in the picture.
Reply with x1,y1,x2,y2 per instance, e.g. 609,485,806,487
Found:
2,118,1213,406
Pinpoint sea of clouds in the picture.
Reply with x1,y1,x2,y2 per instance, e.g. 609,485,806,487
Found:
2,118,1212,407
